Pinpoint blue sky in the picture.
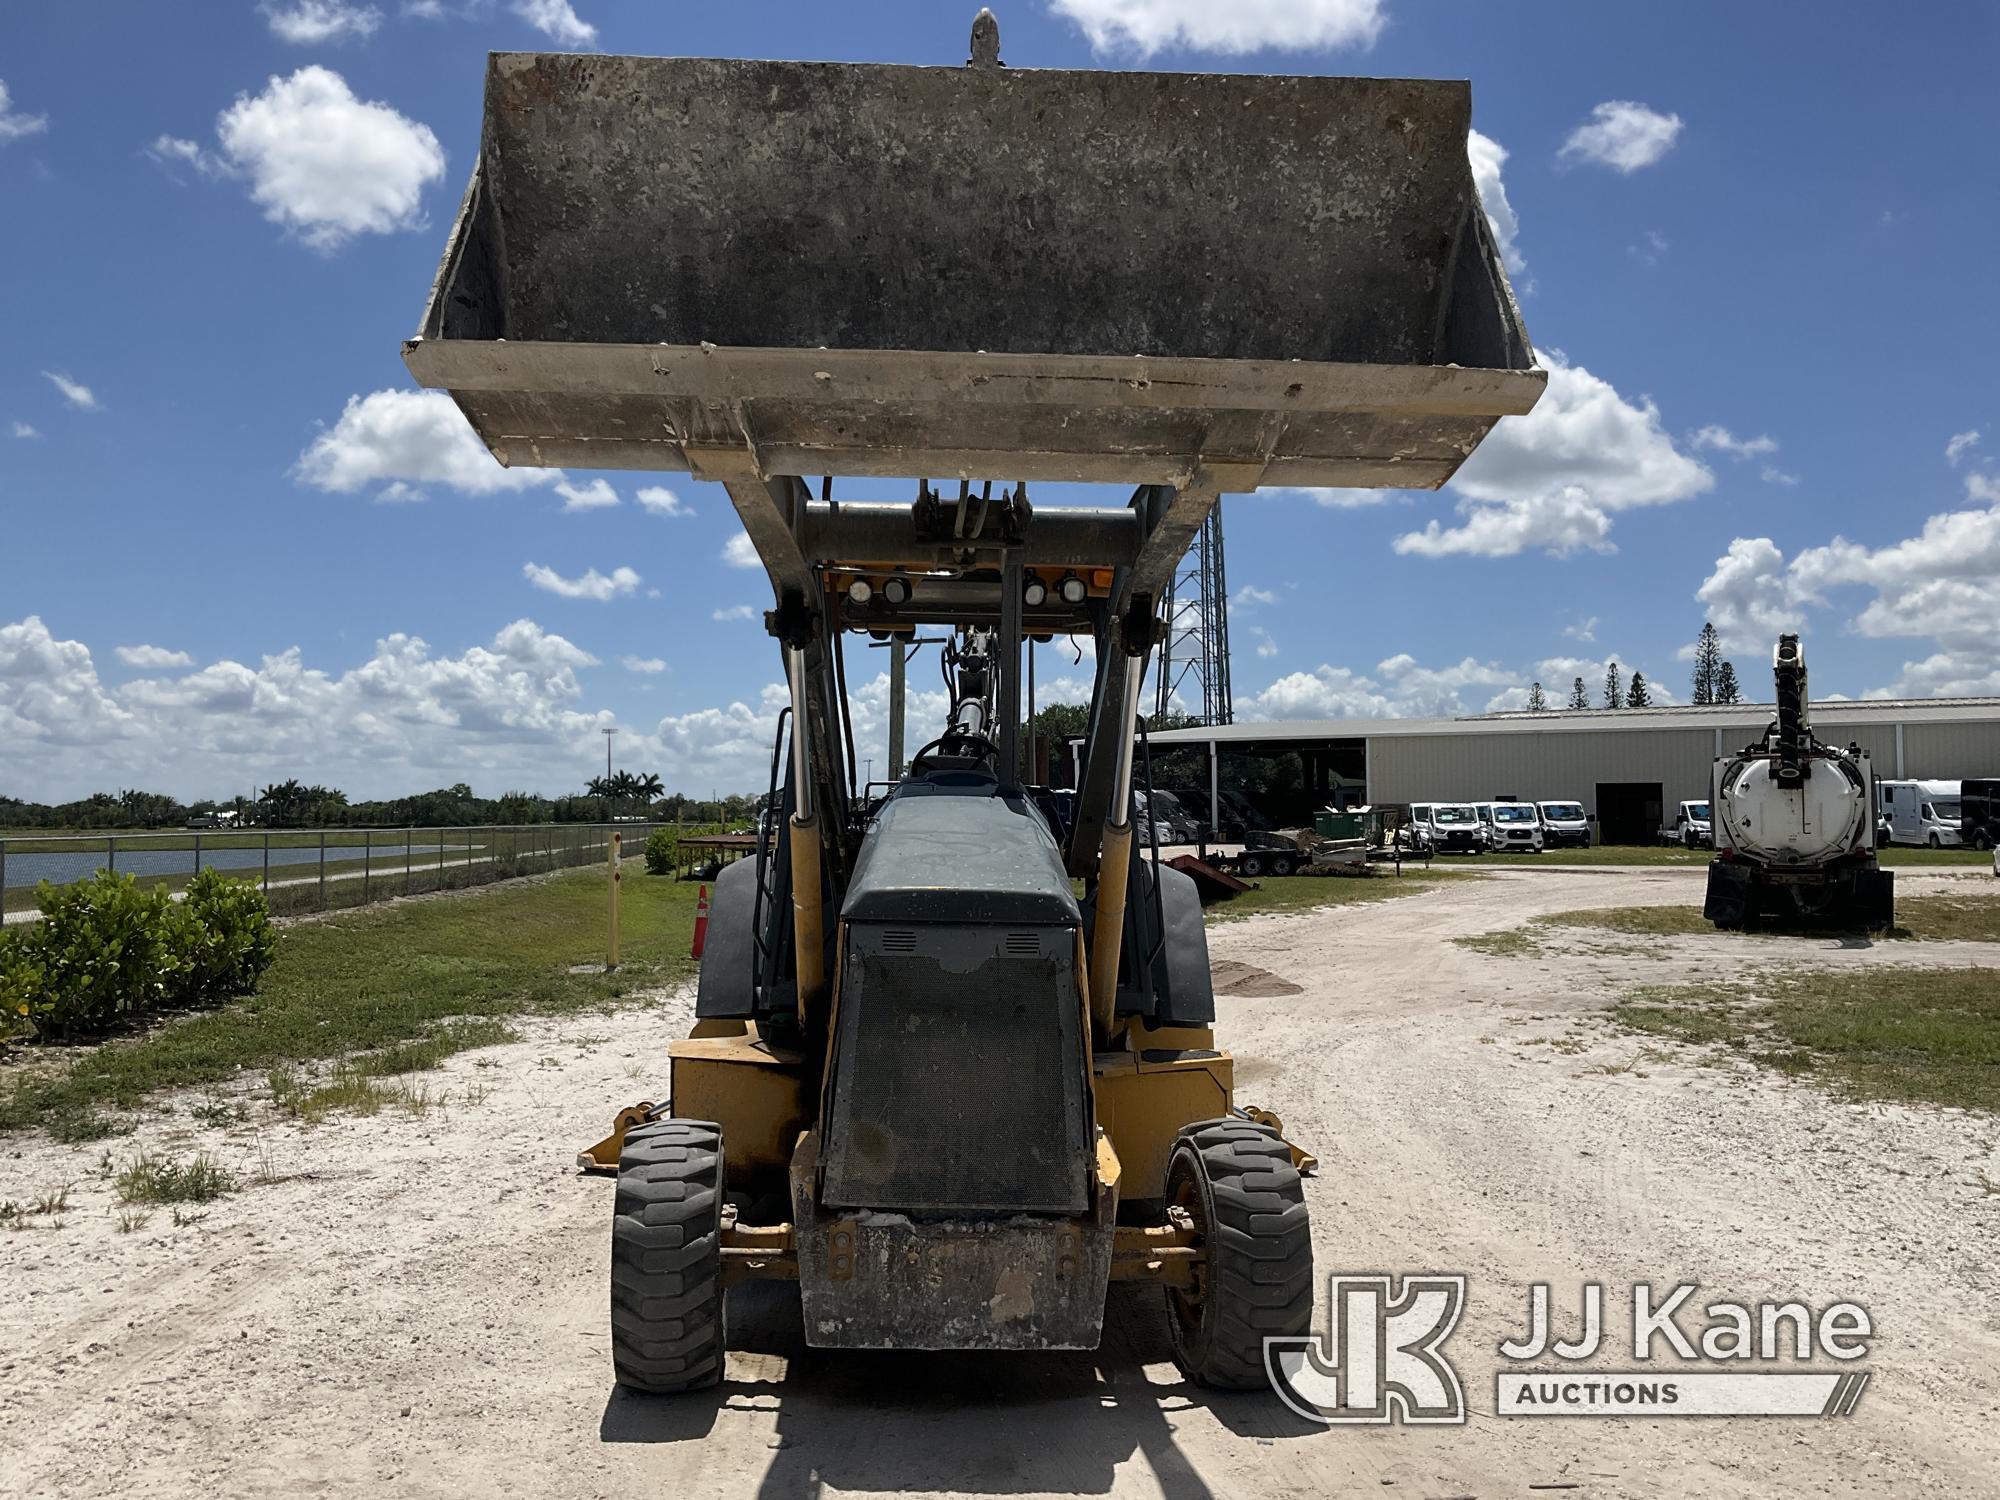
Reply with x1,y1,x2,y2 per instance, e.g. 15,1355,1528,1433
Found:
3,1,1998,801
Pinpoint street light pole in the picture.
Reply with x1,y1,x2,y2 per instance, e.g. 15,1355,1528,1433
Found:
602,725,617,780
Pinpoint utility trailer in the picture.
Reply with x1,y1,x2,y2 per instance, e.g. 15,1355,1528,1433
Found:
406,13,1541,1392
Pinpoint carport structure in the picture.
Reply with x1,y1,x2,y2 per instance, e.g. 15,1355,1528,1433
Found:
1147,698,2000,843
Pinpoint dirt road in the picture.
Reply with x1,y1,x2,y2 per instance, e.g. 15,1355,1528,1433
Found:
5,869,1997,1498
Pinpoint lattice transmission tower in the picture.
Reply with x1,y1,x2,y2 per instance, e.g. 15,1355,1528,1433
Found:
1153,502,1233,726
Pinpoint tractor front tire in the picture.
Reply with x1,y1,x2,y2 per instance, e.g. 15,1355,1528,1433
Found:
1164,1119,1313,1390
610,1119,726,1394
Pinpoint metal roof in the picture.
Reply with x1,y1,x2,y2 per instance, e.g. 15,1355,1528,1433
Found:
1146,698,2000,746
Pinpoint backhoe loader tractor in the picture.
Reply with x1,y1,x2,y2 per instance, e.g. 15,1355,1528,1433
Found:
405,13,1542,1392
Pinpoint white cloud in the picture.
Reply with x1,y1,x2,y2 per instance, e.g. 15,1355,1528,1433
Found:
1046,0,1383,56
722,534,762,569
168,67,445,251
1691,425,1778,459
1467,129,1526,281
0,80,48,144
1233,585,1278,608
522,562,641,601
1394,353,1712,557
554,478,619,512
1558,101,1684,173
146,134,225,178
711,604,756,622
513,0,596,45
11,422,38,440
297,389,559,498
1628,229,1669,268
262,1,384,43
1946,429,1982,466
1761,466,1800,487
1252,629,1279,659
1562,616,1598,643
1262,486,1396,510
1694,537,1805,652
1967,472,2000,504
618,656,667,675
42,372,99,411
115,644,195,669
635,485,691,518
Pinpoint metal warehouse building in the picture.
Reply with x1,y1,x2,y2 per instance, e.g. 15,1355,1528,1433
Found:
1148,698,2000,845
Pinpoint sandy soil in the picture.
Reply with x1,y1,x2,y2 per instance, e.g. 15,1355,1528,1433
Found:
4,868,1998,1498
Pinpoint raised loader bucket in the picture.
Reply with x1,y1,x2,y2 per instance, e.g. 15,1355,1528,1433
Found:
406,49,1543,488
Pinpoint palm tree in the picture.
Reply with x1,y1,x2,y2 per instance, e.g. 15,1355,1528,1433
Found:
633,772,665,807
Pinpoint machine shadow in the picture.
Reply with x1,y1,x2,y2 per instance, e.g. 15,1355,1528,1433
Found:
599,1282,1320,1496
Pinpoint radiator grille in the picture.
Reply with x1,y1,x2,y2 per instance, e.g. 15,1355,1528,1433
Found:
823,924,1088,1215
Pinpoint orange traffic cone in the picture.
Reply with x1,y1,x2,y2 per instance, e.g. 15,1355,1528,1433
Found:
691,883,710,959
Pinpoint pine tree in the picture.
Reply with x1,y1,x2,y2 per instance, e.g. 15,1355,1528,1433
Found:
1628,671,1652,708
1691,622,1721,705
1715,660,1741,704
1526,681,1548,713
1604,661,1625,710
1568,677,1589,710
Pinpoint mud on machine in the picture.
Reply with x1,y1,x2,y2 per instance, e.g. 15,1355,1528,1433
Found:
403,13,1543,1391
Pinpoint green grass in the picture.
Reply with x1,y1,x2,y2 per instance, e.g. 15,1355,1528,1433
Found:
1612,969,2000,1112
1480,845,1990,869
0,865,702,1137
1204,868,1465,923
115,1151,235,1204
1454,893,2000,955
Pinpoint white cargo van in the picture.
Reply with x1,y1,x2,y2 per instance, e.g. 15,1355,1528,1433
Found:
1537,800,1590,849
1475,801,1544,852
1878,780,1962,847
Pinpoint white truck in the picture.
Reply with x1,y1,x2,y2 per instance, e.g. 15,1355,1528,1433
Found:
1704,635,1892,931
1476,802,1544,852
1877,779,1962,848
1536,800,1591,849
1658,800,1713,849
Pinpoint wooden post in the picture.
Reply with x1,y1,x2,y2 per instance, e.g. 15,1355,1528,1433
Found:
608,830,622,969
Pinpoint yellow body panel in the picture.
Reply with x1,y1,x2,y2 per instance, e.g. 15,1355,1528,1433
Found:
668,1027,811,1191
1091,1034,1233,1201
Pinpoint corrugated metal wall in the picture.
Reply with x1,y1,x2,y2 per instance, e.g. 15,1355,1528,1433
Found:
1367,715,2000,820
1902,721,2000,779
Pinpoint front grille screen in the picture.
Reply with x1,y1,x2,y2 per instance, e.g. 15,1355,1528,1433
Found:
822,924,1089,1215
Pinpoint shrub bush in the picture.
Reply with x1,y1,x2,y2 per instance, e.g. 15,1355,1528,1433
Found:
1,870,278,1042
182,869,277,996
643,827,680,876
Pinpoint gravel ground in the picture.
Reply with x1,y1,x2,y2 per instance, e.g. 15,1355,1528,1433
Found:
3,868,1996,1498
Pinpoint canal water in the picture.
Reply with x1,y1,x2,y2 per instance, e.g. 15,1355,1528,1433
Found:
1,843,484,889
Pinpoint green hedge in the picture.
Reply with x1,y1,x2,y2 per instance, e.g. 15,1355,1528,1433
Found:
0,869,276,1043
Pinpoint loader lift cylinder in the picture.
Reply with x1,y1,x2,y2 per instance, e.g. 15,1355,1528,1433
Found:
1089,653,1147,1036
786,644,826,1022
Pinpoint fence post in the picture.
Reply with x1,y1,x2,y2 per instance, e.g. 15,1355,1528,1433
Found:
608,830,622,968
107,835,116,877
318,829,327,910
364,834,372,905
1,838,7,918
263,833,270,895
194,832,202,886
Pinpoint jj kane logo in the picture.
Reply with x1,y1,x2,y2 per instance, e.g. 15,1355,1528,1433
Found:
1266,1276,1874,1424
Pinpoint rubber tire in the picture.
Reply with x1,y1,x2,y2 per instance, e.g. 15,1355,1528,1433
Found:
1928,834,1942,850
1269,854,1297,878
610,1119,726,1394
1240,852,1267,878
1164,1119,1313,1390
1973,831,1993,852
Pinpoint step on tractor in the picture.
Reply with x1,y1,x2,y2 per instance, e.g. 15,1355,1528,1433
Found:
1705,636,1894,932
404,12,1542,1393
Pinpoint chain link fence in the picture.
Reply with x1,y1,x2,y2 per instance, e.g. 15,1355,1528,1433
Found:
0,823,663,923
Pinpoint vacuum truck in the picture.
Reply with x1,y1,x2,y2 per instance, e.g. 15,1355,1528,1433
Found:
1703,635,1893,931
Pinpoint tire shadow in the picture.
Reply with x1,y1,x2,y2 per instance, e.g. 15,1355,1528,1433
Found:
599,1282,1321,1497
